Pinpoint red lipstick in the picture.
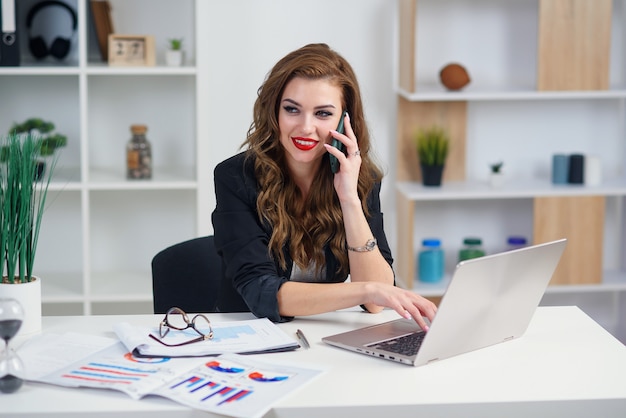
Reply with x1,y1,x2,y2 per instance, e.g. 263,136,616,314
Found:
292,137,318,151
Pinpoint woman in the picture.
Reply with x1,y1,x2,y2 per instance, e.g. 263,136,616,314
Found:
212,43,436,329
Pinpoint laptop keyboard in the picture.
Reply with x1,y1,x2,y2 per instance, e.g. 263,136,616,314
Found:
368,332,426,356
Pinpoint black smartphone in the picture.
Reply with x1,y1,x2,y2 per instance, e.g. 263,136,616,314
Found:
329,110,347,173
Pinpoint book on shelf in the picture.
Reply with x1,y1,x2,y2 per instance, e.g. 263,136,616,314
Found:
90,0,114,61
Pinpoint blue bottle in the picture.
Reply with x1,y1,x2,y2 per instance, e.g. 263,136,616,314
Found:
418,238,444,283
507,236,528,251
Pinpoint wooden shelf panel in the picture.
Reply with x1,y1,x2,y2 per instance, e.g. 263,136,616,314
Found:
398,0,417,92
398,86,626,102
404,271,626,297
534,196,605,285
397,97,467,182
397,179,626,201
538,0,612,91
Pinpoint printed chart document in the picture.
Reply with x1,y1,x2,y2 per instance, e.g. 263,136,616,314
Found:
20,332,118,380
114,317,300,357
20,332,323,418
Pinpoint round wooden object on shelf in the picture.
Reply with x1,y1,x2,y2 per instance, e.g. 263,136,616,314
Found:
439,63,470,90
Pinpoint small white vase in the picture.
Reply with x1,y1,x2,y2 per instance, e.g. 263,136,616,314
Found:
0,277,42,337
584,155,602,186
489,172,505,188
165,49,184,66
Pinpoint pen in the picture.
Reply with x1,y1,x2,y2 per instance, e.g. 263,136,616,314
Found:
296,329,310,349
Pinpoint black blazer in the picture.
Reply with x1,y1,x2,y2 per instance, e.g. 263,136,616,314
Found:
211,152,393,322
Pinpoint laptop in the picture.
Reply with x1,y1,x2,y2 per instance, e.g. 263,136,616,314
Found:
323,238,567,366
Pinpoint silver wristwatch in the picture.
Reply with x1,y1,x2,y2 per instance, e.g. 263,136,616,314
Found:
347,238,377,252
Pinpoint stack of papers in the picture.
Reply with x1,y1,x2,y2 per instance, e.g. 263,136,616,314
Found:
20,330,322,418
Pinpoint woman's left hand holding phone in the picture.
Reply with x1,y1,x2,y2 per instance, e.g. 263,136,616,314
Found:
324,112,361,203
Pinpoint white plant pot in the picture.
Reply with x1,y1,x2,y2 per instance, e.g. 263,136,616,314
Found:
489,172,505,188
165,50,184,67
0,277,42,337
584,155,602,186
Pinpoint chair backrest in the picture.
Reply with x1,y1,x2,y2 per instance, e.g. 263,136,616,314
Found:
151,235,222,314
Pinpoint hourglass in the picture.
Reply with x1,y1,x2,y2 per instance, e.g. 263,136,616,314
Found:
0,298,25,393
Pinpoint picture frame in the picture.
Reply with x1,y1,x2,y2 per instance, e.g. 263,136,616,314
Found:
108,34,155,66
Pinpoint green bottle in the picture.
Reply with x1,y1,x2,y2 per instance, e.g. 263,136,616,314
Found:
459,237,485,262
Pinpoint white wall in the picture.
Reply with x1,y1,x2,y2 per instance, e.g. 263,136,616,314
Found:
202,0,398,245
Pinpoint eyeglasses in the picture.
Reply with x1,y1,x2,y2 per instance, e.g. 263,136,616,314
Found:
148,307,214,347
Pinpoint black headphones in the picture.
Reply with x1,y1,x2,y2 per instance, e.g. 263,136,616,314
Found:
26,1,77,60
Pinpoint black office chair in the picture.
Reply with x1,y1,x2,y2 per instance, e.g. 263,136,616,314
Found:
151,235,223,314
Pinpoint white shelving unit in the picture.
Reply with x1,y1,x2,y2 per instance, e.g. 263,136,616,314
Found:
0,0,208,315
395,0,626,342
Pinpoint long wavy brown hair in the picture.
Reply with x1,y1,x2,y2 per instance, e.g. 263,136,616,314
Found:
243,43,383,276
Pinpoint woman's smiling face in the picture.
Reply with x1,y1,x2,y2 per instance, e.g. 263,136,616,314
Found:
278,77,344,172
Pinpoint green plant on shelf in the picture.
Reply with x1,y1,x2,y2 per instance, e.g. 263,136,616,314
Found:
1,118,67,161
414,125,449,167
168,38,184,51
490,161,503,173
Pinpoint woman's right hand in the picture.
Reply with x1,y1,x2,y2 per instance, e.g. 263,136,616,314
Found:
364,282,438,331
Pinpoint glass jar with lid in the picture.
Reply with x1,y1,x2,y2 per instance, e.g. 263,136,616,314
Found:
458,237,485,262
506,236,528,251
126,124,152,179
418,238,444,283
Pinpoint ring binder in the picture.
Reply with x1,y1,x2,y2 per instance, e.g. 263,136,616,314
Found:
1,0,20,66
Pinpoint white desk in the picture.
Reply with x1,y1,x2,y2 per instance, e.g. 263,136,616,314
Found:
2,306,626,418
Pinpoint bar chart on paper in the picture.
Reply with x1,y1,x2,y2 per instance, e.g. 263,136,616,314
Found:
156,355,320,418
24,334,322,418
169,375,252,404
38,343,201,399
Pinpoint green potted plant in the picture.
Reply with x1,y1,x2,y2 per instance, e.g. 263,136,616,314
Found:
165,38,184,67
0,132,57,336
414,126,449,186
3,118,67,180
168,38,183,51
